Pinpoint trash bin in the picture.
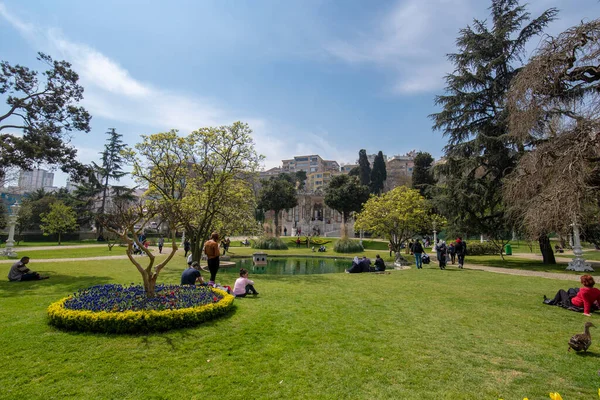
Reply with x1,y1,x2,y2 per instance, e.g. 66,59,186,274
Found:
504,244,512,256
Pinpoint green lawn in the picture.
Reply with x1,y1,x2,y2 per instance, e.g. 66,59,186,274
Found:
0,245,130,260
0,257,598,399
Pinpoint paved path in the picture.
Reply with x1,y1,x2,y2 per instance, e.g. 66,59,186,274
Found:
464,263,600,282
12,244,107,251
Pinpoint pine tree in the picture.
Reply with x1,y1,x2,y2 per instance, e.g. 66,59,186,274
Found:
93,128,129,237
358,149,371,186
430,0,557,256
369,151,387,195
411,152,435,198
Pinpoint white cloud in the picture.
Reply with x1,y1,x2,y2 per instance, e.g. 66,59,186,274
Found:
325,0,477,94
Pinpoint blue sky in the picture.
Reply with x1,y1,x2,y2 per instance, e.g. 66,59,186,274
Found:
1,0,598,187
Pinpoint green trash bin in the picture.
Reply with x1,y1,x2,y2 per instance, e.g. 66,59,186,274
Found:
504,244,512,255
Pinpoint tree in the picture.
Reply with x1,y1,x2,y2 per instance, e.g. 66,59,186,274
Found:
348,166,360,177
505,18,600,262
0,202,7,231
369,151,387,195
258,174,298,237
295,170,307,190
430,0,557,257
0,52,91,182
358,149,371,186
93,128,129,237
99,199,178,297
355,186,432,256
324,174,370,238
39,201,78,245
126,122,263,263
411,152,435,198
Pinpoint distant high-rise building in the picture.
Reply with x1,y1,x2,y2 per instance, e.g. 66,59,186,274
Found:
18,169,56,193
282,155,340,174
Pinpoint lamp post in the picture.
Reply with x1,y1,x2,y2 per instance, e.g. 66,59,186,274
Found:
2,202,20,257
566,221,593,272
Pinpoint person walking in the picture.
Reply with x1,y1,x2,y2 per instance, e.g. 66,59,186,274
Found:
435,240,447,270
204,232,221,286
412,239,424,269
157,236,164,254
183,238,191,258
448,243,456,264
455,237,467,268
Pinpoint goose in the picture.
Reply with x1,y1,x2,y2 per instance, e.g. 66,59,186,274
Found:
568,322,595,352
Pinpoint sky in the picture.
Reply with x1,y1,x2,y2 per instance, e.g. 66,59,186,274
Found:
1,0,598,188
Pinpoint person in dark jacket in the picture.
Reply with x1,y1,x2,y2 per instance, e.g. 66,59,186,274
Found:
360,256,372,272
374,254,386,272
448,243,456,264
434,240,447,270
454,237,467,268
413,239,424,269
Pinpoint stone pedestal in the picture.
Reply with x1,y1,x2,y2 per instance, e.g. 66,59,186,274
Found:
566,223,593,272
1,203,19,258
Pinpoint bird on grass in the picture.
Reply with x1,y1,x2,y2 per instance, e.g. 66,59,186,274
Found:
568,321,595,352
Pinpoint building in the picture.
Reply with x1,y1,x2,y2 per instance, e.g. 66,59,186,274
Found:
385,152,416,191
306,170,340,192
18,169,57,193
258,167,282,180
340,164,357,174
282,155,340,174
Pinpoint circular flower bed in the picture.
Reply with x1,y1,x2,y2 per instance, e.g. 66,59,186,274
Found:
48,284,235,333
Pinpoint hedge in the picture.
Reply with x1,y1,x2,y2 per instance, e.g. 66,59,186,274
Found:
47,288,235,334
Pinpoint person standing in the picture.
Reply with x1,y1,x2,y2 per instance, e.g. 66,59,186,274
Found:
284,227,287,236
435,240,447,270
204,232,221,286
388,242,393,258
183,238,191,258
412,239,424,269
8,257,49,281
455,237,467,269
157,236,164,254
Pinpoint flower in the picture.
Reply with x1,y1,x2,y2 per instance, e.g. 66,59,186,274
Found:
549,393,563,400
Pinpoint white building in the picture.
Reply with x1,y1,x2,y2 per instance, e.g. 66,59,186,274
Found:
18,169,56,193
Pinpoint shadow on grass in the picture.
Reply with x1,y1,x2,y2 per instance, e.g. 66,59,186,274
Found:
0,274,113,297
575,351,600,358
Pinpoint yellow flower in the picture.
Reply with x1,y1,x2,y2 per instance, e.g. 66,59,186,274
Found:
549,393,563,400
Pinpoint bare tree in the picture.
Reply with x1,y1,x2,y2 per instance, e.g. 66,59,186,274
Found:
505,19,600,262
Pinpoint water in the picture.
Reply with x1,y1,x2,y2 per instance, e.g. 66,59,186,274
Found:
218,257,350,276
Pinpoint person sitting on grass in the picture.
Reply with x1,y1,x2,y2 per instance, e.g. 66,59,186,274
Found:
180,261,205,285
8,257,49,281
233,268,259,297
544,275,600,316
374,254,386,272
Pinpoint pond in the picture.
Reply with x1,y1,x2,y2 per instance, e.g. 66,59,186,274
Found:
218,257,351,276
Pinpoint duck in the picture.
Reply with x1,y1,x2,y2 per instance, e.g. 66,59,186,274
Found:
568,321,595,352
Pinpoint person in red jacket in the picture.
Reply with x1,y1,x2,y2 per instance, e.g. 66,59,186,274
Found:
571,275,600,316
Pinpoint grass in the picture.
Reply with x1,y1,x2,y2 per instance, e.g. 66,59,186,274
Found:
0,257,599,399
0,245,130,260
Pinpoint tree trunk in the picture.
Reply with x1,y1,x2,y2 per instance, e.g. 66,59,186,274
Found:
539,234,556,264
58,232,61,245
341,212,347,239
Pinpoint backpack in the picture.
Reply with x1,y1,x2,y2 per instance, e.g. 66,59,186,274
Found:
421,254,430,264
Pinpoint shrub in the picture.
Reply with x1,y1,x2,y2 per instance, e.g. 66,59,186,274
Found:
287,237,332,246
251,236,289,250
466,242,499,256
47,285,235,334
334,238,364,253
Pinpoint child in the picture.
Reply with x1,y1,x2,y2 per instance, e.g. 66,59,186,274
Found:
233,268,259,297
